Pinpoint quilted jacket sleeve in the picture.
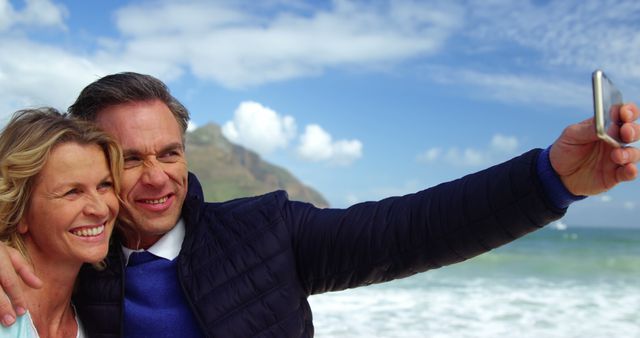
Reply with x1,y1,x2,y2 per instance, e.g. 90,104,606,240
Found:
283,149,566,295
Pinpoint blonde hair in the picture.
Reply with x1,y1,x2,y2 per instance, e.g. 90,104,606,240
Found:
0,108,123,262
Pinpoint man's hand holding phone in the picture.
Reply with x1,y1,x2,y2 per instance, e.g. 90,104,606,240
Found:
549,70,640,197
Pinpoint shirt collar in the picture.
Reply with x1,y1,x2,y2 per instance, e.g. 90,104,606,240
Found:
121,218,185,265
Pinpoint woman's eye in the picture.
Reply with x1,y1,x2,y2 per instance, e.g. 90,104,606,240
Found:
64,189,79,197
98,181,114,190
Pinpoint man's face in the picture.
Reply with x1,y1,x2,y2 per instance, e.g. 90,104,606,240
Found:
95,99,188,249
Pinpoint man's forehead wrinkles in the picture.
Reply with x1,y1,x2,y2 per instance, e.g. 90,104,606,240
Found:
122,142,184,156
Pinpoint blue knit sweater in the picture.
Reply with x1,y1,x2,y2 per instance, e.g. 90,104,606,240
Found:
124,251,203,337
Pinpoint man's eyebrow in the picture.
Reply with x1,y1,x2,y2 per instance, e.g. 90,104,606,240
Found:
122,149,142,158
161,143,185,152
122,143,184,157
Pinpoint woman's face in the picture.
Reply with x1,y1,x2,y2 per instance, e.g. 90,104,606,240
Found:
19,142,118,265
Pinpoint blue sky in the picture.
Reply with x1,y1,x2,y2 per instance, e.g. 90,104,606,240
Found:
0,0,638,228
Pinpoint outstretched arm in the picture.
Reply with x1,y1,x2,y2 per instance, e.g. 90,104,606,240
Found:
550,103,640,196
288,149,564,295
0,244,42,326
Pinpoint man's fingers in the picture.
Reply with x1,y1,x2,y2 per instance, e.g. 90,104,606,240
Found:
0,248,21,326
0,246,43,327
8,249,42,290
612,146,639,182
617,163,638,182
611,147,640,165
620,103,639,122
620,122,640,144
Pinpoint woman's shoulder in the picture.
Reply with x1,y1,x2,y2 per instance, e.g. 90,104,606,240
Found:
0,309,86,338
0,313,38,338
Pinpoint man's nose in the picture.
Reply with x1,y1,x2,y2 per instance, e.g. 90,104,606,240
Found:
140,158,168,186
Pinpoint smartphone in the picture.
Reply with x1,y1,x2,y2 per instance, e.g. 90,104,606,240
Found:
592,69,624,148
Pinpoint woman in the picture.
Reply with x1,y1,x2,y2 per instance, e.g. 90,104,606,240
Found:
0,108,122,337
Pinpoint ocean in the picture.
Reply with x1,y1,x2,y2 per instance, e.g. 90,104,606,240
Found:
308,226,640,338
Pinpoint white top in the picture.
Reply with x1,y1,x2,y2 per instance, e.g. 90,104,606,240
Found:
121,218,185,265
0,309,85,338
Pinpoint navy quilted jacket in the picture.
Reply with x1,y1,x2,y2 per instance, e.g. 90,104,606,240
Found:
73,149,565,337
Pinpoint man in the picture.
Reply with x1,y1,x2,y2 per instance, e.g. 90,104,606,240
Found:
0,72,638,337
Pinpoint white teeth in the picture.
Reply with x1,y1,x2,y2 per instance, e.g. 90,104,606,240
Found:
143,196,168,204
71,225,105,237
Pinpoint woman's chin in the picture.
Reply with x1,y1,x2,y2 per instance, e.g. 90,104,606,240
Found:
77,246,110,265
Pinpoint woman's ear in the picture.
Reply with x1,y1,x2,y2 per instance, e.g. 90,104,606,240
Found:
17,220,28,234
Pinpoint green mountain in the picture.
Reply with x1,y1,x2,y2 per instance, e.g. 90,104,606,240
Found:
185,123,329,208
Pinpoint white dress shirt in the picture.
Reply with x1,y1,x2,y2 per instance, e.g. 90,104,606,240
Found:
121,218,185,265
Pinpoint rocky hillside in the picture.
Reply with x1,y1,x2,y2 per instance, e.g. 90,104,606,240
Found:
185,123,329,208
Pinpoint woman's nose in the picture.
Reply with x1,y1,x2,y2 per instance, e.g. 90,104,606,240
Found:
84,194,110,218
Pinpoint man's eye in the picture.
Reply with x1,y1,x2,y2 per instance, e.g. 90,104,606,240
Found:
124,156,143,168
158,151,182,163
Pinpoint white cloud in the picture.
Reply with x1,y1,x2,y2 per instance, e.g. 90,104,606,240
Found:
0,0,468,114
600,195,613,203
417,133,519,167
222,101,297,155
446,148,486,167
187,120,198,132
345,193,360,205
491,134,519,153
332,139,364,165
416,147,442,162
0,0,77,117
107,0,464,88
114,2,249,37
427,66,590,109
2,0,640,119
194,100,364,166
0,0,15,31
465,1,640,80
623,201,635,210
0,38,107,117
297,124,362,166
413,1,640,109
297,124,333,161
0,0,67,31
19,0,67,28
